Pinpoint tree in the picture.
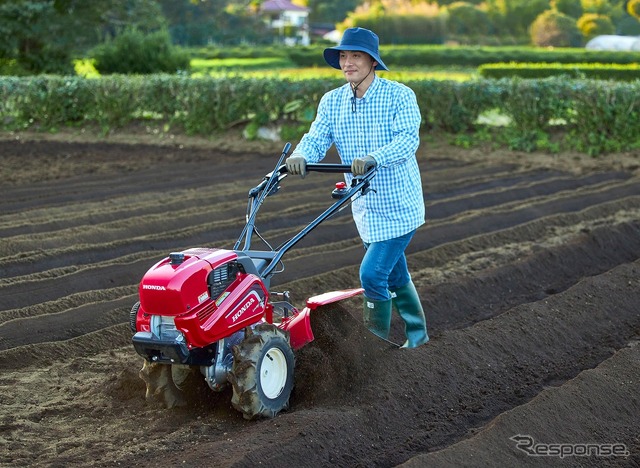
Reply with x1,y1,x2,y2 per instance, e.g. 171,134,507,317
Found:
0,1,85,73
577,12,615,38
306,0,359,24
157,0,272,46
446,2,492,36
530,9,583,46
341,0,446,44
581,0,614,14
552,0,584,18
628,0,640,18
486,0,550,36
91,28,190,74
0,0,167,74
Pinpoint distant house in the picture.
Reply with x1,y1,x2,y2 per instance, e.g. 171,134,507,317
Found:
260,0,310,46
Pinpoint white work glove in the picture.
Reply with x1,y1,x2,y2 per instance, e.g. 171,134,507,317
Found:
351,155,376,175
286,154,307,178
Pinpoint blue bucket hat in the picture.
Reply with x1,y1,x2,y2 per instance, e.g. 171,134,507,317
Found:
323,27,389,71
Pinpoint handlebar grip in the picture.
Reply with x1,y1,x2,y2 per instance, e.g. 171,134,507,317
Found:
306,163,352,173
279,162,374,175
280,163,351,174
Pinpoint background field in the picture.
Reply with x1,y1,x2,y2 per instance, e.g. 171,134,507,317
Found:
1,132,638,466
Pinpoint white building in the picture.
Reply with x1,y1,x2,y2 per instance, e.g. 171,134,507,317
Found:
585,35,640,51
260,0,310,46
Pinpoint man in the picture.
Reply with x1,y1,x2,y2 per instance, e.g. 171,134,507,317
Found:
285,27,428,348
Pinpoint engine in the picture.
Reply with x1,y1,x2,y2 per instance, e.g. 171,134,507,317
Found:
131,248,269,366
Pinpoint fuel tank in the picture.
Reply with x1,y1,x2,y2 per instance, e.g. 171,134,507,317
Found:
139,248,237,316
136,247,269,350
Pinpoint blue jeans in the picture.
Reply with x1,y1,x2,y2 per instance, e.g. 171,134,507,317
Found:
360,230,416,301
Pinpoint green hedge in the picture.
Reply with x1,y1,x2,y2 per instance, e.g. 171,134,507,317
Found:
285,45,640,68
479,62,640,80
1,75,639,156
184,45,289,60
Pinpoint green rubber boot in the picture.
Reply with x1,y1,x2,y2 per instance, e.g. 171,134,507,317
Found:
391,281,429,348
362,296,392,340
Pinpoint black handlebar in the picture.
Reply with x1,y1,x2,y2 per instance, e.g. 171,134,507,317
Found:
275,163,353,174
239,143,377,276
250,163,357,197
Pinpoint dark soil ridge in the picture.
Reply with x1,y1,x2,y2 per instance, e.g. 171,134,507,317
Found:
0,285,136,324
0,168,629,254
425,171,630,217
269,182,640,286
399,342,640,468
424,167,566,200
0,149,328,214
0,139,265,187
125,260,640,468
1,260,638,466
2,194,638,319
3,167,637,313
0,323,132,370
0,142,497,204
279,196,640,318
2,137,640,468
418,219,640,335
0,298,133,351
3,215,638,351
0,163,547,220
0,183,244,238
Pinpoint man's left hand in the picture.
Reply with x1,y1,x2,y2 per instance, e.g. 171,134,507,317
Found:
351,155,376,175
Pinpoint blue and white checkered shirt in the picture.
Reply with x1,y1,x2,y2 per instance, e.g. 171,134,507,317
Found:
293,75,425,243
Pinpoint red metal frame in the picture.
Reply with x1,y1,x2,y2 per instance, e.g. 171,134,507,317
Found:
133,153,374,359
281,288,364,350
136,247,363,351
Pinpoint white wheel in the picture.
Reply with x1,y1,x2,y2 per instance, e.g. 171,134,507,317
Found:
260,346,288,399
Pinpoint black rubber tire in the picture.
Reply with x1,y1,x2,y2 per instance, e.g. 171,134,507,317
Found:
129,302,140,334
229,323,295,420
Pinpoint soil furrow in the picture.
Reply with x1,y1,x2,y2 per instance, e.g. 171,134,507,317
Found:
3,216,638,360
2,138,639,468
223,260,640,468
0,296,133,351
79,259,638,468
277,197,640,303
0,258,156,311
2,169,624,243
2,194,639,315
399,341,640,467
0,285,136,325
271,183,640,285
0,183,246,237
417,220,640,336
427,171,628,202
3,174,637,284
0,323,132,370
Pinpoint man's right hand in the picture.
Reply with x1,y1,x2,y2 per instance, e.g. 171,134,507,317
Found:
286,155,307,178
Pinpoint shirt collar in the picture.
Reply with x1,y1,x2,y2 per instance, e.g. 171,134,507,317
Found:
361,74,380,99
344,74,380,101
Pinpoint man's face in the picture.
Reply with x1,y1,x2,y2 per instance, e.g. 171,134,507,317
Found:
339,50,376,84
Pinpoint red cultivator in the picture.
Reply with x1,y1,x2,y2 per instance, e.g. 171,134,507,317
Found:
130,143,376,419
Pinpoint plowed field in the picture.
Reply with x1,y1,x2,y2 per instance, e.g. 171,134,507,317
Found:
1,134,639,467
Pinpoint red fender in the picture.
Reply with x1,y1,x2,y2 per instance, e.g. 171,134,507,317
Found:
281,288,363,350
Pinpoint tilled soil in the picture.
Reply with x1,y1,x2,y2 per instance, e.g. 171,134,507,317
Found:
0,134,639,467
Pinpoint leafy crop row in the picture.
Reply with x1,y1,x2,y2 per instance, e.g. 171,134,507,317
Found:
479,62,640,81
1,75,638,156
